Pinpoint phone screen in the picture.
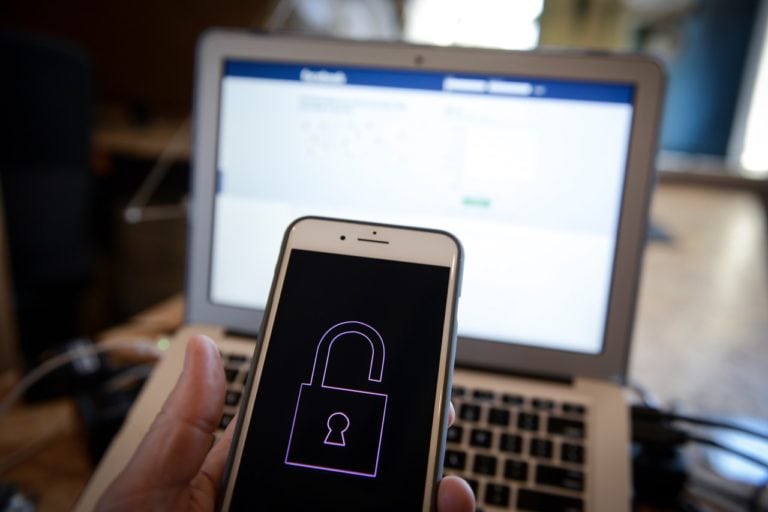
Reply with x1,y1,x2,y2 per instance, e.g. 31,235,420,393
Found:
228,248,451,510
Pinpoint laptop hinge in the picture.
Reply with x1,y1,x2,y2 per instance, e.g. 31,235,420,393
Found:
223,328,259,340
456,363,574,386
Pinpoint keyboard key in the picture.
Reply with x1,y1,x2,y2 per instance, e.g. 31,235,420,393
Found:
562,402,586,415
518,412,540,431
459,403,481,422
445,450,467,470
225,390,242,406
470,429,493,448
446,425,463,444
536,464,585,491
530,438,553,459
561,443,585,464
499,433,522,454
484,483,511,507
473,454,497,476
548,417,585,438
504,459,528,481
225,369,239,383
502,393,524,405
488,407,510,426
473,389,495,400
219,413,234,430
517,489,583,512
227,354,248,364
464,478,479,496
452,386,466,398
532,398,555,410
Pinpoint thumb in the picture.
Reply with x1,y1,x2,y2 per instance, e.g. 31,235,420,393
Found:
437,476,475,512
104,335,226,495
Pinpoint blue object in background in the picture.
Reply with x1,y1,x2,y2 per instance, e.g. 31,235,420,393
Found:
660,0,759,156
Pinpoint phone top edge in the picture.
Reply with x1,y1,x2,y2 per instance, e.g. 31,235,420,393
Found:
291,215,463,246
287,216,462,267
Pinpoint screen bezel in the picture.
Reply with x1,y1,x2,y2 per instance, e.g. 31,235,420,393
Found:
188,30,664,383
218,216,462,511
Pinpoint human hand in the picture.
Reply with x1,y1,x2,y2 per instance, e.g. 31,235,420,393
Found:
96,335,475,512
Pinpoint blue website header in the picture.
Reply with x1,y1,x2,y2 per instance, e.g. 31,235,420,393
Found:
224,60,634,104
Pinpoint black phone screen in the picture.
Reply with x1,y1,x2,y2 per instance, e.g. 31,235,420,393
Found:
228,248,451,511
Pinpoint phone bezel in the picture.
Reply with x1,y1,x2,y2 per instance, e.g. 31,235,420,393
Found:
219,216,462,511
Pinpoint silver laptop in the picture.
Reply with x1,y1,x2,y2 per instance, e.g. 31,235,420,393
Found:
76,30,663,511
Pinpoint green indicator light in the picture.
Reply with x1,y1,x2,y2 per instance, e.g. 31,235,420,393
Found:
157,337,171,351
462,197,491,207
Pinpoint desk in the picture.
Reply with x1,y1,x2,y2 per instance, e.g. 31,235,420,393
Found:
1,182,766,510
630,182,768,419
0,398,90,510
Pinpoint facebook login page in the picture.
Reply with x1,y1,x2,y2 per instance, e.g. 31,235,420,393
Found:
211,61,634,355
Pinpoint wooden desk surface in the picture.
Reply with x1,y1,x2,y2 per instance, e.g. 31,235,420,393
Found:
0,182,766,510
630,182,768,419
0,397,91,511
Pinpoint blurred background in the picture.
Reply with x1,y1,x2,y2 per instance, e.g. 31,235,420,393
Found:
1,0,765,364
0,0,767,509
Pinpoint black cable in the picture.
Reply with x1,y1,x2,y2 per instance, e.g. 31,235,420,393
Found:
626,380,655,407
675,413,768,443
631,406,768,511
687,435,768,472
749,477,768,512
688,478,751,505
633,406,768,443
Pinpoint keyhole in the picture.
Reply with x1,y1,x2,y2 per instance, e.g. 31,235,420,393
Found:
323,412,350,447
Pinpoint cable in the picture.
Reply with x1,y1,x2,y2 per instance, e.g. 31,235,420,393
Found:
632,405,768,510
0,340,162,417
749,477,768,512
688,452,762,503
122,117,189,224
265,0,295,32
633,406,768,443
674,412,768,443
626,380,660,407
687,435,768,472
102,363,155,393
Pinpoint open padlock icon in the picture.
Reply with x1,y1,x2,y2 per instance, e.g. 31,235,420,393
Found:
285,321,388,478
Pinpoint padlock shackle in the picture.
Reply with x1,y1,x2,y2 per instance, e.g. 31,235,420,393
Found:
309,321,385,388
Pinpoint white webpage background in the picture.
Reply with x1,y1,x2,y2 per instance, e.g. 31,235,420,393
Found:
212,76,633,354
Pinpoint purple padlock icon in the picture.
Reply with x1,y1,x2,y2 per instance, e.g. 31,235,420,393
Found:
285,321,388,478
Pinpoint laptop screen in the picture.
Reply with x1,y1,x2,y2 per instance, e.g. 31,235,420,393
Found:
211,59,634,355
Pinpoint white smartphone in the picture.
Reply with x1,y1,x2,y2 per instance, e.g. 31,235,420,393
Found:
219,217,463,511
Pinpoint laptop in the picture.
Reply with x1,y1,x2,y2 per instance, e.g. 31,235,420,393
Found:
75,30,664,511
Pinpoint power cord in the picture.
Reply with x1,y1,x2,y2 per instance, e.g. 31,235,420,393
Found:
632,405,768,511
0,339,164,475
0,339,162,417
634,406,768,443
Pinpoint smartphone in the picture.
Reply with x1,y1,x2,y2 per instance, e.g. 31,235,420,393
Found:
219,217,462,511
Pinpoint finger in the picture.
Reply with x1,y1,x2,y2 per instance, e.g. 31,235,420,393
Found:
159,335,226,434
193,412,237,498
448,401,455,426
112,336,225,490
437,475,475,512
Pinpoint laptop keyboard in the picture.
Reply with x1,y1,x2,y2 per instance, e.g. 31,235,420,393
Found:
215,353,589,511
446,385,589,512
218,352,253,434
